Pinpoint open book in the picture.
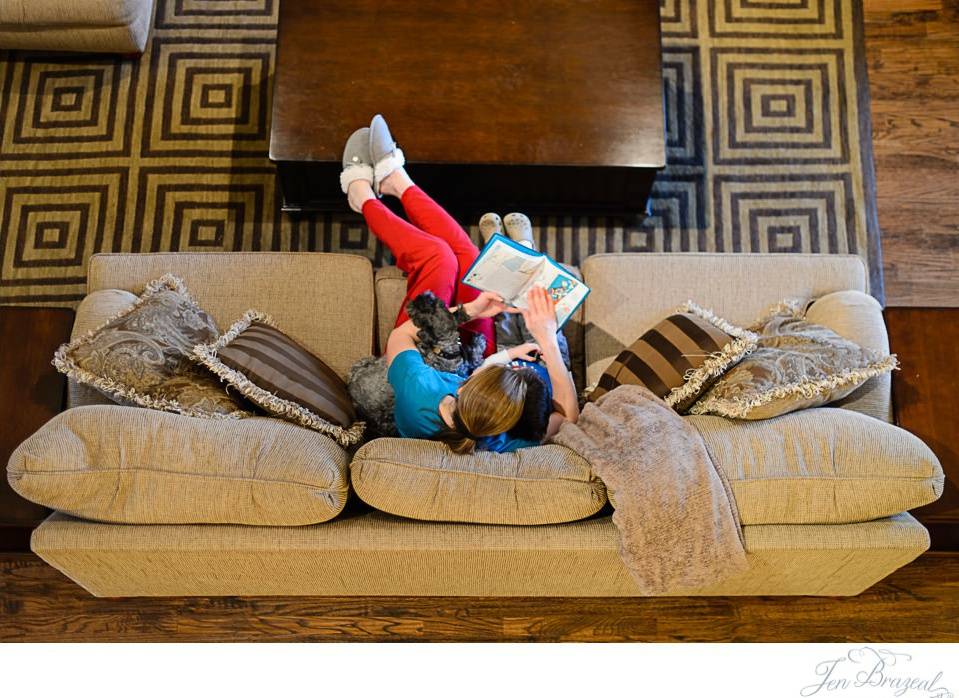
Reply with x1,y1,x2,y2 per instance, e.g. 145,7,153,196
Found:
462,234,590,329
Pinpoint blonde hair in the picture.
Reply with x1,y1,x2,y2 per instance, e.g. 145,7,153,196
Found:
439,365,527,454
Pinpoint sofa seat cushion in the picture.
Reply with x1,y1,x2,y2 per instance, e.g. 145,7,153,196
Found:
689,409,944,524
602,409,943,525
350,438,607,525
7,405,350,526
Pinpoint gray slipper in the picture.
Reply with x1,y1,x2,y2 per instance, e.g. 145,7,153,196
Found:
370,114,405,196
504,212,535,249
340,127,374,194
478,212,503,246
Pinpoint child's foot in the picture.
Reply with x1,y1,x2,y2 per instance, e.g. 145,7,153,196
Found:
478,212,503,246
379,167,414,199
504,212,535,249
370,114,406,197
347,179,375,214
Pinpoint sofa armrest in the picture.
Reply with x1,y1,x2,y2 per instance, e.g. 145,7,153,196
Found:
805,290,892,423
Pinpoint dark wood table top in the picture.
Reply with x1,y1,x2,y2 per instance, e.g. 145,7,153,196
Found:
0,305,73,548
886,307,959,550
270,0,665,169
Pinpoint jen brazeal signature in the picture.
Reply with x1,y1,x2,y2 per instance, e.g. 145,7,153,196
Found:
801,647,952,698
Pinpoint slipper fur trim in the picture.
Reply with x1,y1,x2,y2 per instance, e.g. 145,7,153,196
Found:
340,164,374,194
373,147,405,194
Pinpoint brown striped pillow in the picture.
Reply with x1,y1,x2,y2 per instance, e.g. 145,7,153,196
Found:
193,311,365,447
588,301,758,412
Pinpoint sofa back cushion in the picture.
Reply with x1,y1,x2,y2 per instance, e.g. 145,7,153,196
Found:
581,253,869,389
8,405,350,526
350,438,607,525
84,252,374,383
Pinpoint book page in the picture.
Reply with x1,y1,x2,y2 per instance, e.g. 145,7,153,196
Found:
530,261,590,328
462,238,544,303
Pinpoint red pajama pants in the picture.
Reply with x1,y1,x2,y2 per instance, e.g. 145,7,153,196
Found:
361,186,496,357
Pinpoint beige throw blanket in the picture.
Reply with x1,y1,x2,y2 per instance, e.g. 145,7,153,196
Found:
551,385,748,594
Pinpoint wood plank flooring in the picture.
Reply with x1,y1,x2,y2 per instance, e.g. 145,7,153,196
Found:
865,0,959,306
2,552,957,642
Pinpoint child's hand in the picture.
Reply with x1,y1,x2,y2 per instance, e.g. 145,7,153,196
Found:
521,286,558,344
507,342,541,362
464,291,508,319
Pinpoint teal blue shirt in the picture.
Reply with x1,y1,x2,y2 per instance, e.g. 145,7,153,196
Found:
386,349,539,453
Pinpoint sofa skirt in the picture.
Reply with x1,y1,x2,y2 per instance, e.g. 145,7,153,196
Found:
31,511,929,597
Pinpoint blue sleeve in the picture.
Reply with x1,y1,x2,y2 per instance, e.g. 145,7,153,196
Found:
387,349,427,394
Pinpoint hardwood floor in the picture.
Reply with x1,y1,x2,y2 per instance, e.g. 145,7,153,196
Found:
865,0,959,306
2,551,957,642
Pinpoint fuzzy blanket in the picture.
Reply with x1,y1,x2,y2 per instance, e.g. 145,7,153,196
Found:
550,385,748,594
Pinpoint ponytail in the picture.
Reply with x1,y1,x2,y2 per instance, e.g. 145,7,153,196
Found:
435,365,527,454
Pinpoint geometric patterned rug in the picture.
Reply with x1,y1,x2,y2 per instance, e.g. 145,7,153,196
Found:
0,0,883,306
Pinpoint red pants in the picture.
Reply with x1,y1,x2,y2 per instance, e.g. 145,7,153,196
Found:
361,186,495,356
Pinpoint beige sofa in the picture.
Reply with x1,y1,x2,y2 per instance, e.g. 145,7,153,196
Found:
0,0,156,53
24,251,941,597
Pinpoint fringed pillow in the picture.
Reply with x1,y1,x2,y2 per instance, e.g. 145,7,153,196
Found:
588,300,758,412
193,311,365,447
688,299,898,420
53,274,249,419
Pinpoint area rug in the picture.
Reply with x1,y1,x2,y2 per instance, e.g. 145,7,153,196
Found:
0,0,882,305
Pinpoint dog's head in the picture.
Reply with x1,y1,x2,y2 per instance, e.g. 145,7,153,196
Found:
407,292,463,371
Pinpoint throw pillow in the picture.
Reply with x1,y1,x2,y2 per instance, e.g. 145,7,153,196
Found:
688,300,898,420
53,274,248,418
588,300,758,412
193,310,365,447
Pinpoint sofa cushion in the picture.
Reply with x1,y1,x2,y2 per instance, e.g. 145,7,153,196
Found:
614,409,941,525
53,274,248,419
7,405,350,526
588,300,758,411
193,310,365,447
350,438,607,525
689,305,897,420
0,0,148,26
86,252,375,381
582,253,869,388
67,289,138,409
692,410,943,524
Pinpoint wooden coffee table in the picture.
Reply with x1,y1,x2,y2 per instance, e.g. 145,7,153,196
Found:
270,0,665,216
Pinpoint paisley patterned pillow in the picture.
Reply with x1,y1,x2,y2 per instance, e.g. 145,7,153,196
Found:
688,301,898,420
53,274,248,419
